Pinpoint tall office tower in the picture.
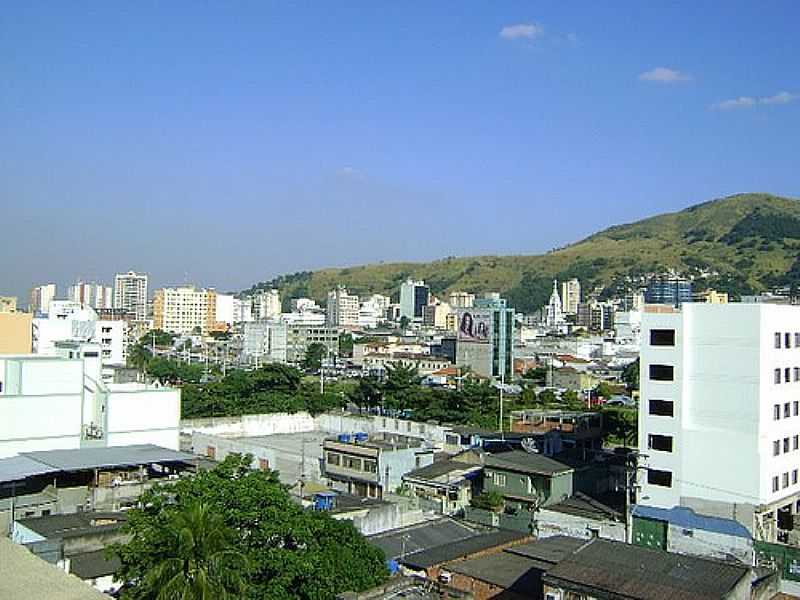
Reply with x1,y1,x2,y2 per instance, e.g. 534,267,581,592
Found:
455,294,514,380
326,286,359,329
560,278,581,315
400,279,430,319
30,284,57,315
114,271,149,320
645,276,693,307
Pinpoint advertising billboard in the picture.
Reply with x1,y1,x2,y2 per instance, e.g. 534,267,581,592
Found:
457,309,492,344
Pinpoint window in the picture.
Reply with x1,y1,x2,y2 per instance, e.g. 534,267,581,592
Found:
784,438,790,453
775,404,782,420
787,368,792,383
41,509,51,516
647,469,672,488
344,456,362,470
327,452,340,466
206,446,216,460
774,440,781,456
784,473,790,488
648,400,674,417
648,434,674,453
364,460,377,473
795,333,800,347
776,332,782,349
495,473,507,486
794,470,798,485
776,369,782,385
650,329,676,346
259,458,270,471
649,365,674,381
786,403,792,418
773,476,780,492
795,369,800,383
795,435,799,450
795,401,799,416
787,333,792,349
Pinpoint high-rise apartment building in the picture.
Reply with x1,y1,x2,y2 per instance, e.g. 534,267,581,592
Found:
560,278,581,315
30,284,56,315
326,287,359,329
114,271,148,320
252,289,281,320
153,286,216,335
68,282,114,310
639,303,800,544
400,279,429,319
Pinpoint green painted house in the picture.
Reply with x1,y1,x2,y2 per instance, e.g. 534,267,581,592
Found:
483,451,574,510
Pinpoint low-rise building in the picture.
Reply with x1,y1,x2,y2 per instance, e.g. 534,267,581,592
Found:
286,325,339,363
323,432,434,498
509,410,603,451
483,451,574,510
402,450,484,515
542,538,756,600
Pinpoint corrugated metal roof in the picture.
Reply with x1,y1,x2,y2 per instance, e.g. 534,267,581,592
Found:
21,444,196,472
401,529,529,569
368,518,481,560
543,538,750,600
485,450,573,476
0,455,59,485
446,551,546,591
504,535,585,564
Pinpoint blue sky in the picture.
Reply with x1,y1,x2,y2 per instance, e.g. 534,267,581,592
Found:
2,1,799,299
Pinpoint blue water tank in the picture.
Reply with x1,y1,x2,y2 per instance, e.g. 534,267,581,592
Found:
355,432,369,442
338,433,352,443
314,492,336,511
387,559,400,575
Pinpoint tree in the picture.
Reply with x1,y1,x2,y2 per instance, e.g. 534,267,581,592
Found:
139,501,249,599
302,342,328,372
111,455,388,599
538,389,558,405
622,358,640,391
140,330,175,348
399,316,410,330
470,491,504,512
383,363,420,412
339,333,354,358
595,382,614,400
349,376,382,413
561,389,585,411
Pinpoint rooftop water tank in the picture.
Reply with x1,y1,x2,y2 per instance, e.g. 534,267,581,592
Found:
314,492,337,511
338,433,352,443
355,432,369,443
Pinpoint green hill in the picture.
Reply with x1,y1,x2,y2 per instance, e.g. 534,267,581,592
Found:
244,193,800,313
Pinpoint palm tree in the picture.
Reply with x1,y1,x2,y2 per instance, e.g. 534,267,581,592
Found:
145,501,249,600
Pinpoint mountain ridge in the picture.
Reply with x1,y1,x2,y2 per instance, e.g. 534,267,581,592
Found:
244,192,800,313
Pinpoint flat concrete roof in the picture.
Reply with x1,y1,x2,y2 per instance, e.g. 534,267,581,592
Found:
238,431,329,456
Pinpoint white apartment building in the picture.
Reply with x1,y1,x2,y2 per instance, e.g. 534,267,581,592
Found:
639,303,800,542
233,298,254,323
0,344,180,458
561,278,581,315
252,289,281,320
326,287,359,329
153,286,215,335
114,271,148,321
29,284,56,315
67,282,113,310
290,298,320,312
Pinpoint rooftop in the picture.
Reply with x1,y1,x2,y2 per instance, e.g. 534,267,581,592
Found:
543,538,750,600
403,460,481,483
504,535,585,564
0,537,111,599
401,529,529,570
368,518,483,560
68,549,122,580
485,451,573,476
16,512,127,539
446,551,544,592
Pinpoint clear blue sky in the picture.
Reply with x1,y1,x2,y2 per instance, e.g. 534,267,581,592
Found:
2,1,799,299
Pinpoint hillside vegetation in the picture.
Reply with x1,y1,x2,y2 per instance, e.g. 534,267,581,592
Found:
244,193,800,313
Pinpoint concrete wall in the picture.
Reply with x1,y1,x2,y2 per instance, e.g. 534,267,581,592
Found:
181,413,316,437
332,502,402,536
0,393,83,458
536,507,626,542
106,388,180,451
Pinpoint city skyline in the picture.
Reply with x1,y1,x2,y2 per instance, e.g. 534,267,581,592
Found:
3,2,799,300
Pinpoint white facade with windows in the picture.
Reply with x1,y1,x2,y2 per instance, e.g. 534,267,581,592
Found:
639,303,800,539
326,287,359,329
0,347,179,459
113,271,148,321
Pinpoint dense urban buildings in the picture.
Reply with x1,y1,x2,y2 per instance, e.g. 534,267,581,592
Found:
29,284,56,315
67,282,114,310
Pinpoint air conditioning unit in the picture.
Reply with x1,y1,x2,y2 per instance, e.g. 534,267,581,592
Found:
438,571,452,584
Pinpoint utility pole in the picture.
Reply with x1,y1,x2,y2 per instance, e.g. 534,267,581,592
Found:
499,372,505,438
624,451,646,544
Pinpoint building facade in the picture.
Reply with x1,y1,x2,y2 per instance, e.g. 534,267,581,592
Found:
639,303,800,543
252,289,281,320
243,321,288,364
400,279,429,319
152,286,216,335
286,325,339,364
29,284,56,315
645,276,693,307
326,287,359,329
113,272,148,321
67,282,114,310
560,278,581,316
455,294,514,380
